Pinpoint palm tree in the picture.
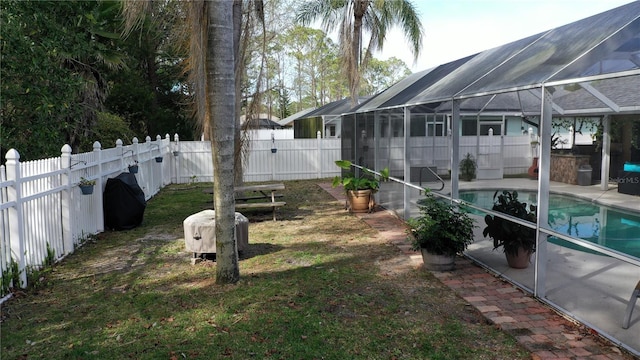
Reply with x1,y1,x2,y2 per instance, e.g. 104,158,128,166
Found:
296,0,423,104
122,0,240,283
207,1,240,283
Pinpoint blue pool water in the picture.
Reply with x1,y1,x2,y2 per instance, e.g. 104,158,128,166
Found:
458,190,640,258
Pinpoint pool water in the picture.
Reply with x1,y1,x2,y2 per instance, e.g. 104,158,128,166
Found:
458,190,640,259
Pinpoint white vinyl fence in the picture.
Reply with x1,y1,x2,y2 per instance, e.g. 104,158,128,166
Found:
0,131,532,296
382,134,533,179
0,134,341,296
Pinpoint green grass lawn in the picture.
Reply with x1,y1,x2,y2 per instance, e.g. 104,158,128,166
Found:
0,180,529,359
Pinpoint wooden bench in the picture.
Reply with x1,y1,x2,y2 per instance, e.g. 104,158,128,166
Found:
204,183,286,221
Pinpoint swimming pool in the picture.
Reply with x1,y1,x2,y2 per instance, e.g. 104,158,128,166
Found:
458,190,640,259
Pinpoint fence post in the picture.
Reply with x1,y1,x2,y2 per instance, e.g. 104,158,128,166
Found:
94,141,104,232
155,135,163,193
144,136,152,193
133,137,139,167
60,145,74,256
163,134,170,186
271,131,276,181
116,139,124,171
173,134,180,184
317,131,322,179
5,149,27,288
132,137,140,182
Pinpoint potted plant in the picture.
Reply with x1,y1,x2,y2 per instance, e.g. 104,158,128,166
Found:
482,190,537,268
79,177,96,195
408,192,476,271
155,156,163,163
332,160,389,213
459,153,477,181
128,161,139,174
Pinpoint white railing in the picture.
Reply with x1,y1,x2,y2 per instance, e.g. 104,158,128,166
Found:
0,132,533,295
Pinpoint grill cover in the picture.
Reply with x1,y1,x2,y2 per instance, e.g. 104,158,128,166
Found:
183,210,249,254
103,173,146,230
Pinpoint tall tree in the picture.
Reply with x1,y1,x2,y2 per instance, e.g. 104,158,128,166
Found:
1,0,124,159
296,0,423,104
207,1,239,283
122,0,240,283
106,1,193,141
361,56,411,94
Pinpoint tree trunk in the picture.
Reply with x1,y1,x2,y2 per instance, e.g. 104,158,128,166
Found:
207,1,239,284
350,0,368,105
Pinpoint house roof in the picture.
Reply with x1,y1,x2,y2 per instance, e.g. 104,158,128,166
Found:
240,113,280,122
350,1,640,116
277,108,316,127
354,55,477,113
301,97,372,119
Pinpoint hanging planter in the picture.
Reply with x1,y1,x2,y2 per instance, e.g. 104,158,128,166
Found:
271,148,277,154
79,177,96,195
128,164,139,174
155,156,163,163
172,151,180,157
79,185,94,195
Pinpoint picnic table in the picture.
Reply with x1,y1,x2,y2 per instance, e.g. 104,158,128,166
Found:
204,183,286,221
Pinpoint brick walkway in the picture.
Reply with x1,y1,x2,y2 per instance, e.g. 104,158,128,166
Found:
319,183,637,360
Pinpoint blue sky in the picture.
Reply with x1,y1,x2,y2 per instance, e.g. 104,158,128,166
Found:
377,0,636,72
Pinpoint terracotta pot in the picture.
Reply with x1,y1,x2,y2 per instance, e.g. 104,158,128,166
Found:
528,157,539,179
421,248,455,271
505,247,532,269
347,189,373,213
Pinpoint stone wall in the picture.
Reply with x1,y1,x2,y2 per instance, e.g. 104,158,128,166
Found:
550,154,591,185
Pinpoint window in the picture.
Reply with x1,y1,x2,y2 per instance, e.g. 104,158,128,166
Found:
380,118,389,138
461,118,477,136
428,123,445,136
480,124,502,136
410,116,426,137
329,125,336,137
391,117,404,137
426,115,447,136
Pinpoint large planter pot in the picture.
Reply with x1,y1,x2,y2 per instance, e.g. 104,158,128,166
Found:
421,248,455,271
505,247,533,269
346,189,373,213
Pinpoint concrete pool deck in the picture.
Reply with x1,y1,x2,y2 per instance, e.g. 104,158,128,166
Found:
322,179,640,358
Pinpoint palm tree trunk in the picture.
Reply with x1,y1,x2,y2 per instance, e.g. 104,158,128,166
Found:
350,0,368,105
207,0,239,284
